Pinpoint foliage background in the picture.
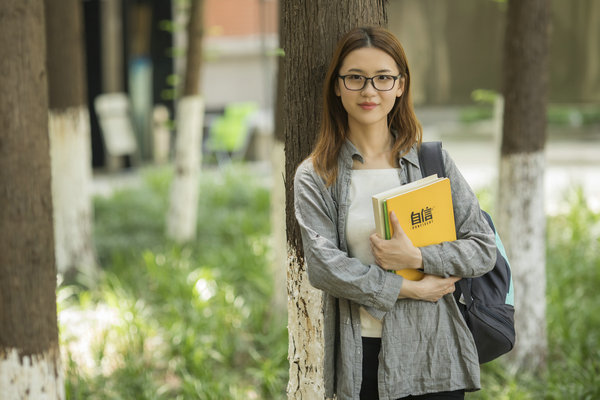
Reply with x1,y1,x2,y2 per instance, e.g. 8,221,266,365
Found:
60,168,287,399
59,166,600,399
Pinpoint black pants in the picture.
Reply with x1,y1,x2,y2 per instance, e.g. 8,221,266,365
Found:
360,337,465,400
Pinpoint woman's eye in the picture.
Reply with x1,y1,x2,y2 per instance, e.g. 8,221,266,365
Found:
348,75,363,81
376,75,392,81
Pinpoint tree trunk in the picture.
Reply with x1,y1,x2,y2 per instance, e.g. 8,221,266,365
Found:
166,95,204,242
166,0,205,242
183,0,204,97
425,0,451,104
280,2,388,398
0,0,64,398
498,0,550,371
45,0,96,279
580,0,600,101
388,0,429,105
101,0,124,94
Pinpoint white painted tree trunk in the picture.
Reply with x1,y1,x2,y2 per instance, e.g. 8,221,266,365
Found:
286,251,326,399
0,347,64,400
49,107,96,277
166,95,204,242
497,151,547,369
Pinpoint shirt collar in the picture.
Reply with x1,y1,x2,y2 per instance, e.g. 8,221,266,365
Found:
403,144,420,167
341,139,362,164
340,138,420,168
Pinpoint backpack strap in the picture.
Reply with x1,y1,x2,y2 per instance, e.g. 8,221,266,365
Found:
418,141,446,178
418,142,472,305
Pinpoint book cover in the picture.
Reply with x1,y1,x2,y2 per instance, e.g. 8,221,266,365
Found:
372,175,456,280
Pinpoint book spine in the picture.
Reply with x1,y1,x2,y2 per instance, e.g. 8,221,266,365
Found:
383,201,391,240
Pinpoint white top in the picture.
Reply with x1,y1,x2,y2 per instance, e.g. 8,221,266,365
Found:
346,168,401,337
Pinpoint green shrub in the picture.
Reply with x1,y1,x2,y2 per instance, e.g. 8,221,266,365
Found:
472,187,600,399
61,167,600,399
60,165,287,400
543,188,600,399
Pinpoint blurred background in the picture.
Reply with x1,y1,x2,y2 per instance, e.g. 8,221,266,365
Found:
50,0,599,398
89,0,598,208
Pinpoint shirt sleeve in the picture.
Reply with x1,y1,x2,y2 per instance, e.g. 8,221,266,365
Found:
293,160,403,316
420,149,497,278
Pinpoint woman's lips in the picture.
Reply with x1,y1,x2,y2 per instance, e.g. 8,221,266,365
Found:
359,102,378,110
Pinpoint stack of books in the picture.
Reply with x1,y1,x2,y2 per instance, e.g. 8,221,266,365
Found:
371,175,456,280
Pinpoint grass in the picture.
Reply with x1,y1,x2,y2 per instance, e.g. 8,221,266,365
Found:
472,187,600,399
542,188,600,399
59,165,287,400
459,98,600,127
58,166,600,399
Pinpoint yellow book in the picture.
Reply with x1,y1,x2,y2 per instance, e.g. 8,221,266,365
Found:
371,175,456,281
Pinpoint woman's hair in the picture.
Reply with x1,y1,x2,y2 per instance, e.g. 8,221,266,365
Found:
310,26,422,186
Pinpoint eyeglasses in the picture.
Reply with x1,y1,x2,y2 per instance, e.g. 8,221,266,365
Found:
338,74,402,91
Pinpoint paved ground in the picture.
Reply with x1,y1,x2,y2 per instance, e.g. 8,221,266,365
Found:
415,107,600,213
93,108,600,213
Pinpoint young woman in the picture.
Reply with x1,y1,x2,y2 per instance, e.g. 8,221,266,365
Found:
293,27,497,400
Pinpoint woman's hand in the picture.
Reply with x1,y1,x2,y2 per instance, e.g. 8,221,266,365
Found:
370,211,423,271
400,275,460,302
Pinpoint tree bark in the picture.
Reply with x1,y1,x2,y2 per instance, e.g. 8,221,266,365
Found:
388,0,429,105
498,0,550,371
425,0,451,104
166,95,204,242
45,0,96,279
101,0,124,93
0,0,64,398
183,0,204,97
280,2,388,398
580,0,600,101
46,0,86,110
269,13,288,316
167,0,205,242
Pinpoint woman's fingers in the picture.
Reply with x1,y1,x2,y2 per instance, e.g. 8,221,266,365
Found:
390,211,407,239
369,212,422,270
417,275,461,302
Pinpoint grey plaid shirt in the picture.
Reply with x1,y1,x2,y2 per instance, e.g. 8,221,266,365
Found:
293,140,496,400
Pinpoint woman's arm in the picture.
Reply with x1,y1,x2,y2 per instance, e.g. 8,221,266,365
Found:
294,160,403,315
400,275,460,302
370,211,423,271
420,149,496,278
370,212,462,302
370,149,496,279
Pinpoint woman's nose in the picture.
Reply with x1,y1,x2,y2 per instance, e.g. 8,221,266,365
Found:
360,78,378,95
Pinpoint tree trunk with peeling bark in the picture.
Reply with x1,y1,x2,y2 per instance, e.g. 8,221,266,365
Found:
498,0,550,371
0,0,64,398
270,25,288,315
46,0,96,279
280,2,388,398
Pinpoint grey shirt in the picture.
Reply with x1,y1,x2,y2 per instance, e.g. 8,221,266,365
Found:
293,140,497,400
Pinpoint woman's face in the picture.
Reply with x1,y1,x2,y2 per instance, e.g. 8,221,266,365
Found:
335,47,404,131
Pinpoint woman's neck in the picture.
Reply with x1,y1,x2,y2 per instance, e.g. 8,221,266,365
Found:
347,123,396,169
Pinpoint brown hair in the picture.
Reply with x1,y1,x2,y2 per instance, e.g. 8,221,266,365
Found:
310,26,422,186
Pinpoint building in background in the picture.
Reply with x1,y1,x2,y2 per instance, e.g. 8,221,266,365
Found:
203,0,278,112
84,0,278,167
83,0,598,167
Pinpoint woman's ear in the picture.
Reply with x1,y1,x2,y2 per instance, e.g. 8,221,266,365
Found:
335,81,341,97
396,76,406,97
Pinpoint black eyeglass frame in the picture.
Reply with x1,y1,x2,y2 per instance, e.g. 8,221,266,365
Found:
337,74,402,91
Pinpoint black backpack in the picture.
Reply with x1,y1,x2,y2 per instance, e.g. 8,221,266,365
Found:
418,141,516,364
